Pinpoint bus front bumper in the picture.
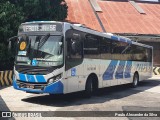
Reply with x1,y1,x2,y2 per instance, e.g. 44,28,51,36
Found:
13,79,64,94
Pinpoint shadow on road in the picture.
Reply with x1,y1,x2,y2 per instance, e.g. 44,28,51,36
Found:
0,86,11,91
21,79,160,107
0,96,10,112
0,96,15,120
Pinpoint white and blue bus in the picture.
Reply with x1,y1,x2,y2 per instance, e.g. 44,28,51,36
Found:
10,21,153,97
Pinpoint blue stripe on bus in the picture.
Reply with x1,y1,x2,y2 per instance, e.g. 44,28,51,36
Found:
119,38,126,43
115,61,125,79
103,60,118,80
19,74,26,82
36,75,46,82
111,36,119,41
119,37,132,44
44,81,63,94
120,38,132,44
26,75,36,82
18,74,46,83
124,61,132,78
111,36,132,44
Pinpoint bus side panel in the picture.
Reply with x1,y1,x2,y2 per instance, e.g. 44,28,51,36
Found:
64,64,83,93
82,59,102,89
131,62,152,81
64,59,102,93
102,60,133,87
116,60,132,85
101,60,118,87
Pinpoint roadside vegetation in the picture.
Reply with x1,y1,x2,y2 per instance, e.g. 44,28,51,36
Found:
0,0,68,70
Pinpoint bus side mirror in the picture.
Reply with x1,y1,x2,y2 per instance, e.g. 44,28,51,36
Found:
8,36,18,50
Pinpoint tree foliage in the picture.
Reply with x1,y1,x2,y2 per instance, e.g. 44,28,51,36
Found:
0,0,68,70
0,1,24,44
0,43,14,70
10,0,68,21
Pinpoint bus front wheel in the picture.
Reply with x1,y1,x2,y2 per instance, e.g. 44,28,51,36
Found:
84,78,93,98
132,73,139,88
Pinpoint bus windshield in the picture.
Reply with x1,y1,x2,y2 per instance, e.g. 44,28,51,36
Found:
16,35,63,67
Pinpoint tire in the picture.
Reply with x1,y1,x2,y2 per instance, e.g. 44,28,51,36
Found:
132,73,139,88
84,78,93,98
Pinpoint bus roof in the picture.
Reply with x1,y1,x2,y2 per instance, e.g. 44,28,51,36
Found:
22,21,63,25
21,21,153,49
71,23,153,49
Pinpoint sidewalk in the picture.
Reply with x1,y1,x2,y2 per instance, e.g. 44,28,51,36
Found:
149,75,160,79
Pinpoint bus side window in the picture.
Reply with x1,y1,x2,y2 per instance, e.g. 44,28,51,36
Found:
84,34,100,59
67,37,83,59
111,41,128,60
100,38,111,60
147,48,152,62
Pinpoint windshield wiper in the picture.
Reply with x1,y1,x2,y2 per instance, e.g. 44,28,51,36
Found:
38,33,50,49
32,33,50,60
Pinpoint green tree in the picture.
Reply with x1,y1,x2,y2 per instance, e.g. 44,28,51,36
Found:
0,1,24,70
0,43,14,70
0,1,24,44
0,0,68,70
10,0,68,21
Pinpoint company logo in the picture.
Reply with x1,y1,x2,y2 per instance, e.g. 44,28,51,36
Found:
20,41,26,50
2,112,11,117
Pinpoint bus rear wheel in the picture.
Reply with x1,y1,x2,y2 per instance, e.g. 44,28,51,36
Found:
132,73,139,88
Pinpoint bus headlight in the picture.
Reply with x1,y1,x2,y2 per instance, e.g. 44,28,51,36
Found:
48,73,62,84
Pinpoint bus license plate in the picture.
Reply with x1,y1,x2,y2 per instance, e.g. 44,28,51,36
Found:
26,85,34,89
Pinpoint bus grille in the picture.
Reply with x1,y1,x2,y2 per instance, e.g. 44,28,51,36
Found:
15,65,52,75
16,80,47,90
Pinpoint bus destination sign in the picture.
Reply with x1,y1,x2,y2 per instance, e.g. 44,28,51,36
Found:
19,23,62,32
23,25,56,32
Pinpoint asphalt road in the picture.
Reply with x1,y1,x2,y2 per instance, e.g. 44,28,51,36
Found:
0,76,160,120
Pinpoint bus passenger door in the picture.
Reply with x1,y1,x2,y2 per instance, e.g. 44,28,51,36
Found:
65,31,83,93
